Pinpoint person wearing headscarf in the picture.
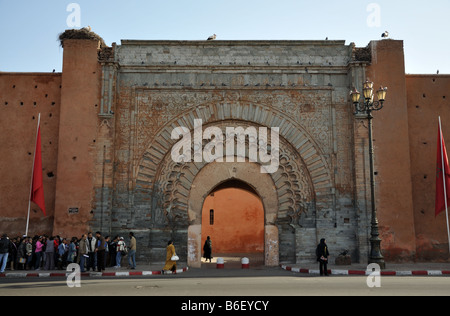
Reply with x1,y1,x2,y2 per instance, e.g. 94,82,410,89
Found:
162,240,177,274
203,236,212,262
316,238,329,276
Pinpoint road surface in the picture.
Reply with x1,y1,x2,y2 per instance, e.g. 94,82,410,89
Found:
1,272,449,296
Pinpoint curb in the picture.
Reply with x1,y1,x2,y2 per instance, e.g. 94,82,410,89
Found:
0,267,189,278
280,265,450,276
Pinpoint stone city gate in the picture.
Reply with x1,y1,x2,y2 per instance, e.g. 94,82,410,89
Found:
93,40,363,266
4,35,444,263
130,93,334,267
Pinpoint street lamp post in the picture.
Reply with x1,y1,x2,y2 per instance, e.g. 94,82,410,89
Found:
351,80,388,269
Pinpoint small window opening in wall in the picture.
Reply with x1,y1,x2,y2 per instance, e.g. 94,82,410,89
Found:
210,209,214,226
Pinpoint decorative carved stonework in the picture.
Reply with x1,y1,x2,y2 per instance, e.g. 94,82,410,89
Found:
149,120,316,229
133,89,334,180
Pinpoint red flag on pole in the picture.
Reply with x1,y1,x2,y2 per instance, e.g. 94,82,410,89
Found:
30,123,46,216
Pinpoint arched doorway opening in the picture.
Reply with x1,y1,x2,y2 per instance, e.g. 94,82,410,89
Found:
186,161,279,268
201,180,265,265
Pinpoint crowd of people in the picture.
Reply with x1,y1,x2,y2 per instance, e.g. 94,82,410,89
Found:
1,232,330,275
0,231,137,273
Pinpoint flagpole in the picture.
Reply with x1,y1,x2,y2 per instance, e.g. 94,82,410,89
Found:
26,113,41,236
438,116,450,255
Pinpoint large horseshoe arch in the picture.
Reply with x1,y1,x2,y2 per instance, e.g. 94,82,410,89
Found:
135,102,333,266
187,161,279,267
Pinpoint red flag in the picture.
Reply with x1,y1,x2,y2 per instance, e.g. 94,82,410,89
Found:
436,122,450,217
30,125,46,216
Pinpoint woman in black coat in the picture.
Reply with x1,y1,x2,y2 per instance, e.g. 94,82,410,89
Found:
316,238,329,276
203,236,212,262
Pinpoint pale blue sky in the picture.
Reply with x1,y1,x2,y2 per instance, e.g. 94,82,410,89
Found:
0,0,449,74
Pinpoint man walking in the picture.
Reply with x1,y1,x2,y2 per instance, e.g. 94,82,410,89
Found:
0,234,10,273
78,234,88,272
128,232,136,270
86,232,96,272
44,236,55,270
95,231,106,272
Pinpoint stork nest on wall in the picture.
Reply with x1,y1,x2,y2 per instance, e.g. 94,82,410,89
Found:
58,28,106,48
353,45,372,63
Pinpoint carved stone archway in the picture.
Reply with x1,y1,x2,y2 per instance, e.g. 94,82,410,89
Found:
134,99,333,196
134,100,334,265
146,118,321,266
187,161,278,267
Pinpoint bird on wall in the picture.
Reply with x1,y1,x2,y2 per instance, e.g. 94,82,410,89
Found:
381,31,389,38
207,34,217,41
